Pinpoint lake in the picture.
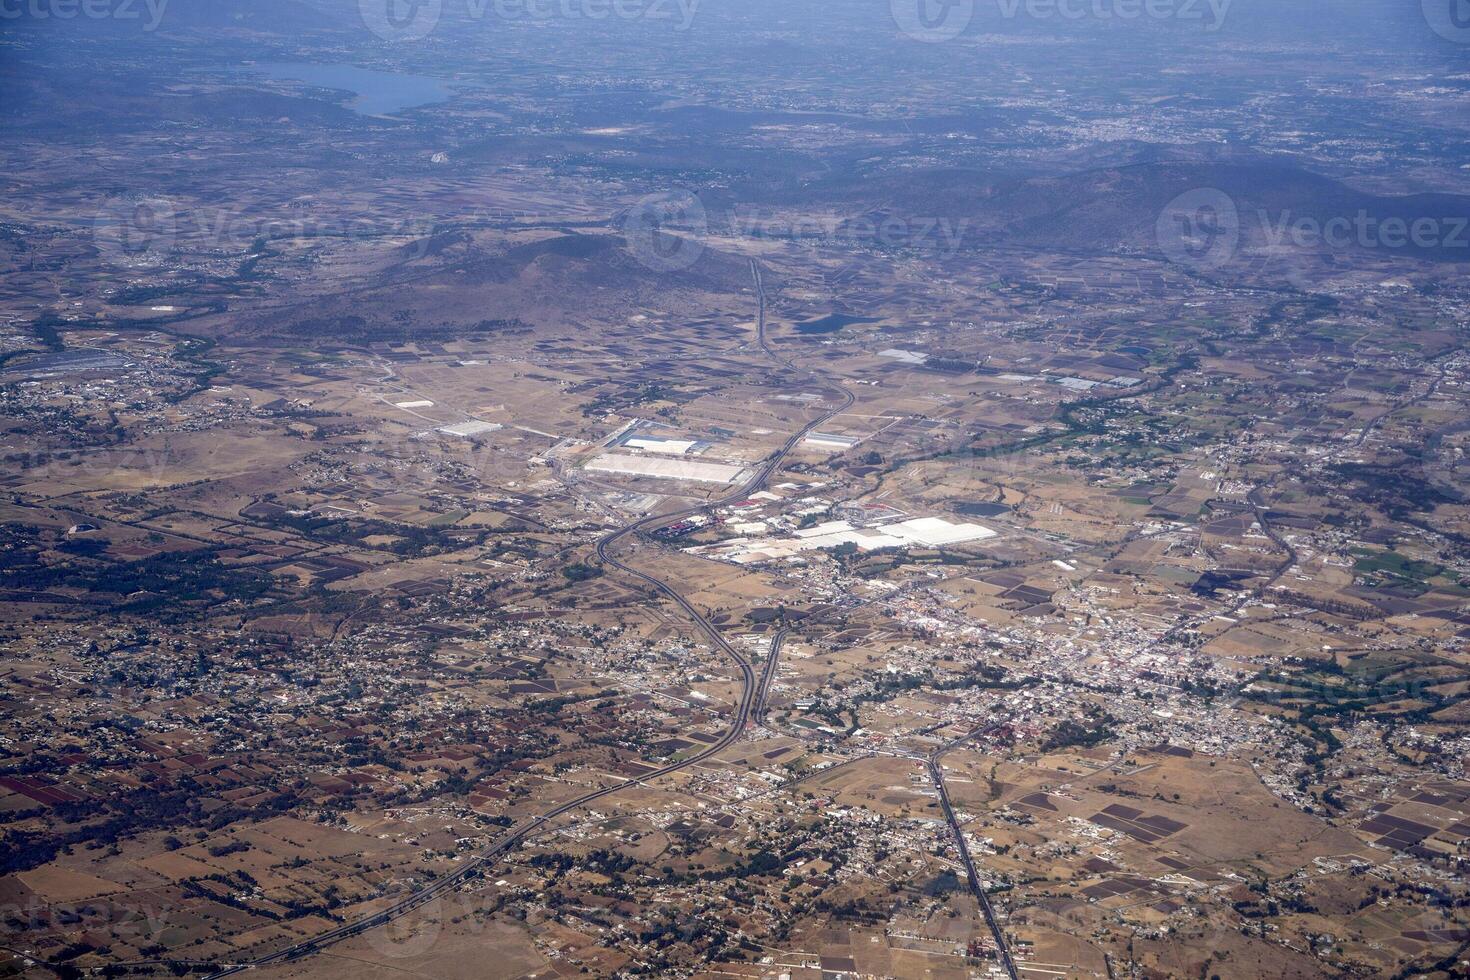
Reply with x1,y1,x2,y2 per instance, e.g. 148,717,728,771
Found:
6,349,132,377
794,313,880,336
247,62,453,116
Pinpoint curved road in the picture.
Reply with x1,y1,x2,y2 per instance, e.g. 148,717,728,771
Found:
203,264,852,979
753,627,789,724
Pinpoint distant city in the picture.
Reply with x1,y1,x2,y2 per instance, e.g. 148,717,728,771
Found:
1,1,1468,978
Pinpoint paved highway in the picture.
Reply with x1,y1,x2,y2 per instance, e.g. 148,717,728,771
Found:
753,627,789,724
202,265,852,978
929,730,1021,980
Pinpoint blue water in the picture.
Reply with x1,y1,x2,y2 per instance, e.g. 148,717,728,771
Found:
249,62,453,116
